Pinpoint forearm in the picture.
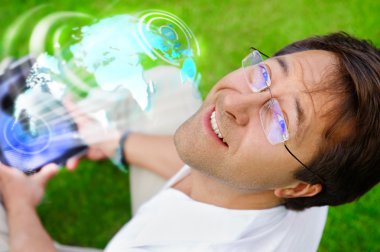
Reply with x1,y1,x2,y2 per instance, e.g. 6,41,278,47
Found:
124,133,184,179
7,202,56,252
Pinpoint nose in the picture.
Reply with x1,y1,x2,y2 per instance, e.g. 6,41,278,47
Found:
221,90,269,126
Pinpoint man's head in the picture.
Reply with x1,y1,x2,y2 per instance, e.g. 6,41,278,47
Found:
275,32,380,210
174,32,380,210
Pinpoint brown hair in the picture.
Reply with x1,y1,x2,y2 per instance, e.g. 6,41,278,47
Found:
274,32,380,210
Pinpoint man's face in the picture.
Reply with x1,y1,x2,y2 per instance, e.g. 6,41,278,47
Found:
174,50,338,192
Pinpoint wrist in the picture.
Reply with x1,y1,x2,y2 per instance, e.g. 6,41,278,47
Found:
111,130,130,172
1,185,42,210
103,129,122,158
5,198,36,213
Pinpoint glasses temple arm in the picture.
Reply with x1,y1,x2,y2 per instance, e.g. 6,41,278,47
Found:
283,144,325,184
249,47,270,58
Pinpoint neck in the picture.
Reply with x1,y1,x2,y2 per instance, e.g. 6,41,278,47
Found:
175,168,283,210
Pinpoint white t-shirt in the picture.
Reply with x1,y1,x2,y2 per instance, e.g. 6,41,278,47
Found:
105,166,328,252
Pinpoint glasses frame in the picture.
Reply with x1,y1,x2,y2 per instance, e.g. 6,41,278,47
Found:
243,47,325,184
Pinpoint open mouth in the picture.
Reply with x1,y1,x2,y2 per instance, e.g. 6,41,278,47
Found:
210,111,228,146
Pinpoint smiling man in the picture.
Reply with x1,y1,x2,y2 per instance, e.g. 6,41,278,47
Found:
173,50,334,206
0,32,379,252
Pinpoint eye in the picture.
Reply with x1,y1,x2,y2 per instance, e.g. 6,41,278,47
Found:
272,100,289,138
276,113,287,134
258,64,270,86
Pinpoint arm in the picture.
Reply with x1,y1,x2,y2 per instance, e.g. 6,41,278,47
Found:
0,163,58,252
65,91,187,178
65,100,184,178
124,133,184,179
7,203,56,252
68,131,184,180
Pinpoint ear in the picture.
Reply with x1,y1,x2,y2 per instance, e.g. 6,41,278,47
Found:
274,182,322,199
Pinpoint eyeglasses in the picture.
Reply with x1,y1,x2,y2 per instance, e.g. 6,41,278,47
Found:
242,48,324,183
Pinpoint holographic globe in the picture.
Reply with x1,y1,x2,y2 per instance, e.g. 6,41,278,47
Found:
0,10,202,173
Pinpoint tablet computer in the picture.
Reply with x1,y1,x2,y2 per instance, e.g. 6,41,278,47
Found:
0,56,87,174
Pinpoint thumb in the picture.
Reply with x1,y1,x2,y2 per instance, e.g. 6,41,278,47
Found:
66,157,80,171
0,162,22,178
0,162,12,175
32,163,60,187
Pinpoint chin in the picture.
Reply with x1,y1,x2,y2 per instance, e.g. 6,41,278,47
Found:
174,119,192,162
174,121,199,166
173,106,225,178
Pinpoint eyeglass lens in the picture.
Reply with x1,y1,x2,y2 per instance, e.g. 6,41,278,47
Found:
242,50,290,145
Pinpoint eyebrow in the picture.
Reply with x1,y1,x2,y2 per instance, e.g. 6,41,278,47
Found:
275,57,289,76
295,97,306,136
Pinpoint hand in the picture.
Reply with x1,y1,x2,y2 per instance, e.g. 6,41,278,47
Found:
0,162,59,209
64,96,121,170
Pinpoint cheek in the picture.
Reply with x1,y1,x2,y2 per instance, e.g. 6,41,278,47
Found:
174,114,199,160
231,142,297,189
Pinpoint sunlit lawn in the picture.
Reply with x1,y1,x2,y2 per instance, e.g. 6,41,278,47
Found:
1,0,379,251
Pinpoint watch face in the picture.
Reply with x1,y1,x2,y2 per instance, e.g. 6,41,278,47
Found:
0,56,87,174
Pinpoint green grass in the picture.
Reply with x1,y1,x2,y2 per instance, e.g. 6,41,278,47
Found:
1,0,379,250
320,185,380,252
38,161,131,248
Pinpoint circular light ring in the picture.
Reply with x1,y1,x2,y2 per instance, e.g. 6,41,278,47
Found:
136,10,200,66
2,116,51,155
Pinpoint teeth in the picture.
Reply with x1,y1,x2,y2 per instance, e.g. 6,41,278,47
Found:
210,111,225,142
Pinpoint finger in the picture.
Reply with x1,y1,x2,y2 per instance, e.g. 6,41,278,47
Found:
63,96,92,127
0,162,11,180
66,157,80,171
32,164,60,187
87,149,106,160
0,162,10,172
0,162,22,177
63,95,77,113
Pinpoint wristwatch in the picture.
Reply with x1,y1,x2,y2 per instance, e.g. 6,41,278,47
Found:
111,130,130,173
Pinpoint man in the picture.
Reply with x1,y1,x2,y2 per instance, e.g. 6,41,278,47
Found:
0,32,379,251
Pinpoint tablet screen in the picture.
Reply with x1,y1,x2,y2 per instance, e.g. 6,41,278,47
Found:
0,57,87,174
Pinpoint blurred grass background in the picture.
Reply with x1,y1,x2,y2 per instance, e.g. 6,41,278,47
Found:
0,0,379,251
